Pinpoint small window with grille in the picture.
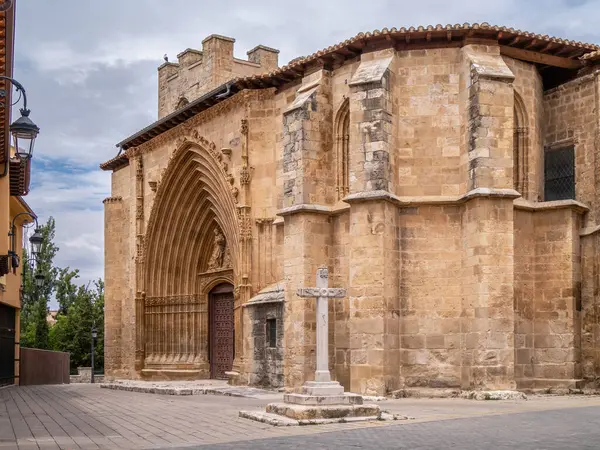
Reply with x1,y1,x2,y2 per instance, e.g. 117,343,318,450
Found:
544,145,575,201
266,318,277,348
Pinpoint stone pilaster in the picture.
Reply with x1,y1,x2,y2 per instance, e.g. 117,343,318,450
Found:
459,44,518,389
348,52,394,194
103,195,125,379
461,195,516,389
134,156,145,372
342,52,399,395
344,198,399,395
280,69,335,389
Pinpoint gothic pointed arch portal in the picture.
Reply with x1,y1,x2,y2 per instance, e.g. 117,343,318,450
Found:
142,135,240,376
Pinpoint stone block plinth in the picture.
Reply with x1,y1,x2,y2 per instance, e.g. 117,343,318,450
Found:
301,381,344,396
265,402,380,420
283,392,363,405
240,380,383,426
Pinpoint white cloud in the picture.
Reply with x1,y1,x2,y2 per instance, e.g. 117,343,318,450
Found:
12,0,600,303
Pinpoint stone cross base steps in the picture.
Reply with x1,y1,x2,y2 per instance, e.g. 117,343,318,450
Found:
240,380,384,426
239,267,386,426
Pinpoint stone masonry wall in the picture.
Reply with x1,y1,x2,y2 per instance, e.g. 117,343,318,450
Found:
543,74,597,217
348,50,394,194
332,211,351,389
544,72,600,387
461,197,516,389
532,208,582,386
503,57,544,201
158,35,278,119
346,200,399,395
394,48,462,197
246,302,284,388
104,166,132,379
461,44,515,191
105,35,600,393
398,205,462,388
514,209,536,386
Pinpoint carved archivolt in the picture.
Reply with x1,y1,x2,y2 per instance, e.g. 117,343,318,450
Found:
143,133,241,298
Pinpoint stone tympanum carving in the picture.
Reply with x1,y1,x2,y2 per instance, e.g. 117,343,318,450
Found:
207,228,226,270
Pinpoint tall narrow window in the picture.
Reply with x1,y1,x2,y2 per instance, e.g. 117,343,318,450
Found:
266,318,277,348
335,99,350,200
544,145,575,201
514,93,529,195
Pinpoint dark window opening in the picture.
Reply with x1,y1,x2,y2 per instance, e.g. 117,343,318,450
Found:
544,145,575,201
266,318,277,348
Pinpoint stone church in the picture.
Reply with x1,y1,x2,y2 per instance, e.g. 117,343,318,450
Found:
102,23,600,395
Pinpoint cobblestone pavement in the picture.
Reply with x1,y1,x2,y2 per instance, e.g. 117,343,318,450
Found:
189,405,600,449
1,384,600,449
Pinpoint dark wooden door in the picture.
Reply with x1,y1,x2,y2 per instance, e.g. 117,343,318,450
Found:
0,303,16,387
209,285,234,379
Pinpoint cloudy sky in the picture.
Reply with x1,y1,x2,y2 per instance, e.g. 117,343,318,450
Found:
12,0,600,301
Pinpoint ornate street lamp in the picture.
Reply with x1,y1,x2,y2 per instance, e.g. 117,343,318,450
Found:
0,76,40,162
7,212,42,270
34,271,45,289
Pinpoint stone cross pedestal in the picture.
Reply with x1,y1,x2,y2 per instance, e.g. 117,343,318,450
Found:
295,266,346,396
240,266,381,425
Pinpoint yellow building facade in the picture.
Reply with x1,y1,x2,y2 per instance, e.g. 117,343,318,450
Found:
0,1,37,387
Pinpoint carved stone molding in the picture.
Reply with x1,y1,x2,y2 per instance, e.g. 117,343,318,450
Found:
145,295,200,306
144,131,240,259
296,287,347,298
133,89,274,159
198,268,234,294
103,196,122,204
171,129,240,205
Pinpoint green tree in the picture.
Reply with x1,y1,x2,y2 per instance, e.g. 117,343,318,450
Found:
55,267,80,315
50,279,104,373
20,217,59,349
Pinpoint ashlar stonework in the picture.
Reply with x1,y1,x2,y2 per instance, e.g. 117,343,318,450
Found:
102,23,600,395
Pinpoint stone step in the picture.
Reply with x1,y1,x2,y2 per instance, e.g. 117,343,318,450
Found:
265,402,380,420
283,393,363,405
239,410,385,426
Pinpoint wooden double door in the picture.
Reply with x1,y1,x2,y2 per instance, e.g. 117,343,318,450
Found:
208,284,234,379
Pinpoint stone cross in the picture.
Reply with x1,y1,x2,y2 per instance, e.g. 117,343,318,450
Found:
297,266,346,383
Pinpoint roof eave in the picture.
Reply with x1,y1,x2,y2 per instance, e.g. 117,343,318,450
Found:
101,22,600,172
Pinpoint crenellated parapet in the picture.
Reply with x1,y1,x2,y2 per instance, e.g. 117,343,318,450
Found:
158,34,279,118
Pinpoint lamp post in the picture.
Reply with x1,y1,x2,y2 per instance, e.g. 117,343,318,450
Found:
91,325,97,384
0,75,40,177
8,212,42,270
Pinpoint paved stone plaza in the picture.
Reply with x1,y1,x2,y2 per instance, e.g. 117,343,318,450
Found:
2,385,600,449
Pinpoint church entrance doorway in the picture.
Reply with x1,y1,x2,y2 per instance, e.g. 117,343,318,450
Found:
209,283,234,379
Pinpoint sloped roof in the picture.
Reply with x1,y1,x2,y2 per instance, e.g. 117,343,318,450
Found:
101,22,600,171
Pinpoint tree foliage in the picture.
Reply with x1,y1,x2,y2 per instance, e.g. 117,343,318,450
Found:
20,216,104,373
20,217,58,349
49,278,104,373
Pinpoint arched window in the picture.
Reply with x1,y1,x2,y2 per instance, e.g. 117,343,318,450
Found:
335,98,350,200
513,93,529,196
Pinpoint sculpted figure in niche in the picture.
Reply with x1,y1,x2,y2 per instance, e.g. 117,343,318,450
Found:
207,228,226,270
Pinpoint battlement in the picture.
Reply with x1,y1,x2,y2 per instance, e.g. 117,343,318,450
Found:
158,34,279,118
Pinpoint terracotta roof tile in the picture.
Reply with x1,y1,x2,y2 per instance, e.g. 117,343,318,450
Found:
581,50,600,61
